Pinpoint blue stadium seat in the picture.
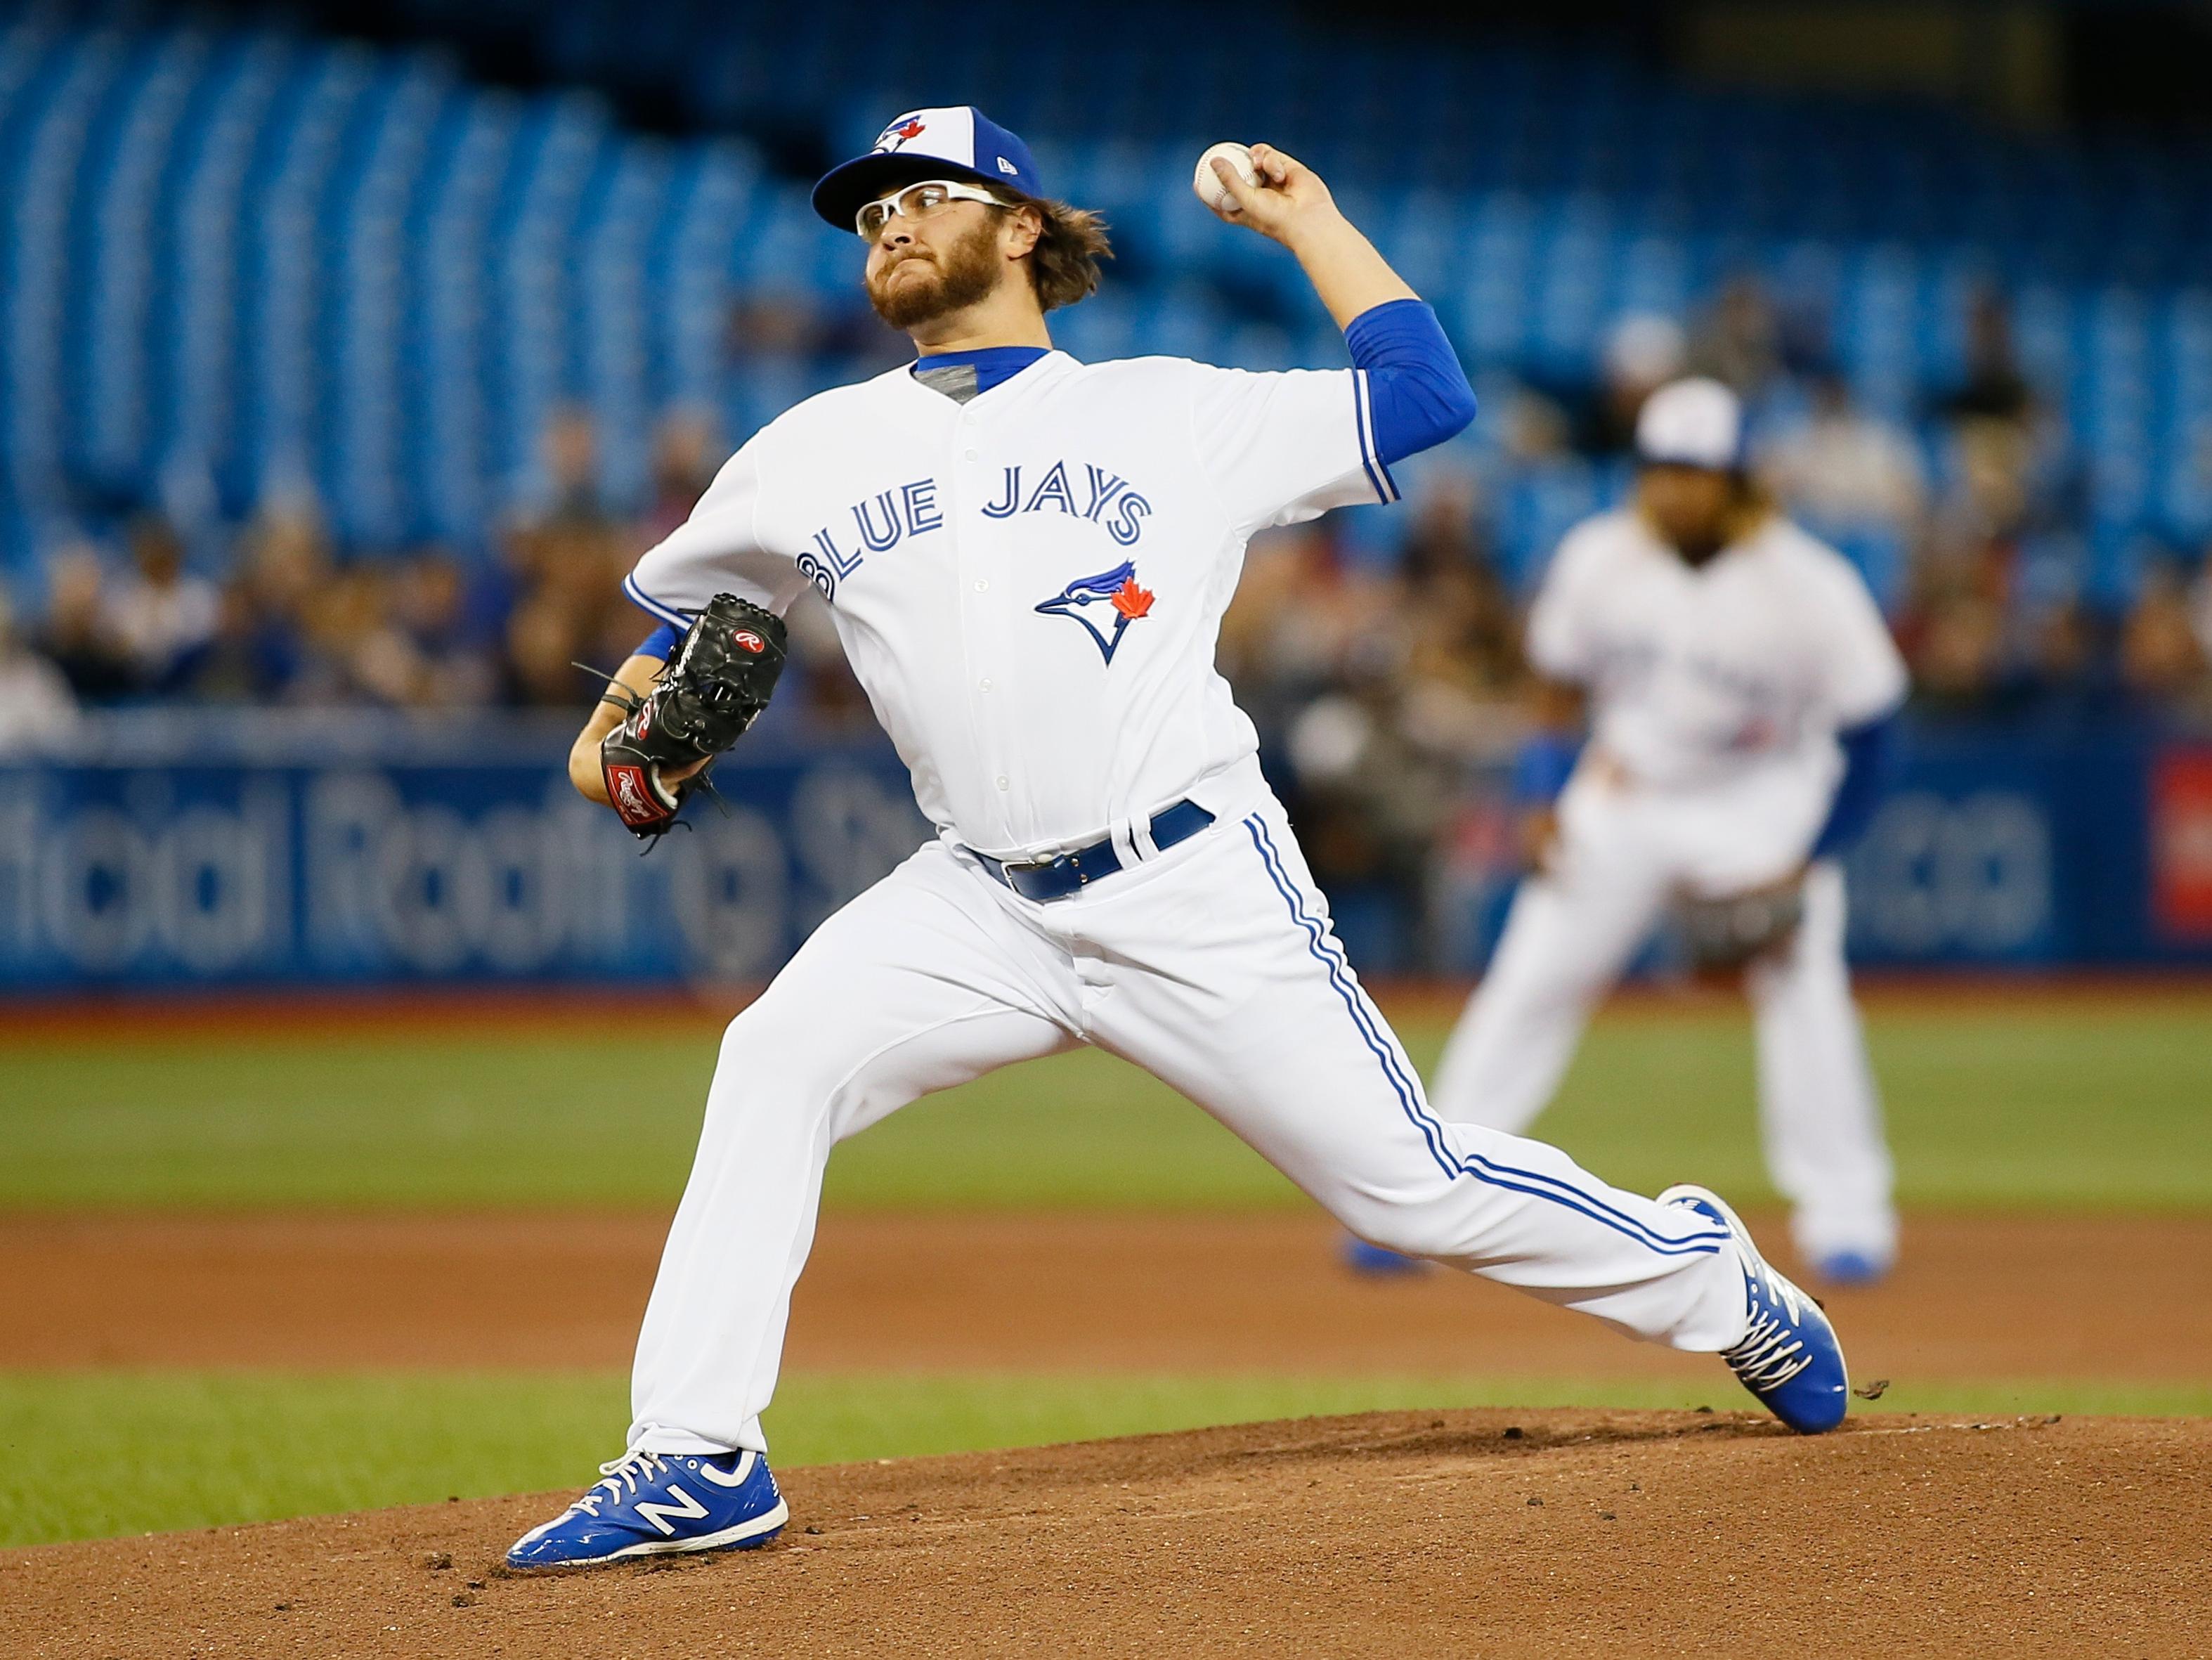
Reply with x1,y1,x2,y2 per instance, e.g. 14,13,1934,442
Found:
0,2,2207,590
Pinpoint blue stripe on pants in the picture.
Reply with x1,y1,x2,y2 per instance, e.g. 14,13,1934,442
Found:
1242,813,1726,1259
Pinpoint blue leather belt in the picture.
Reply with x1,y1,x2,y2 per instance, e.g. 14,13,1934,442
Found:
975,800,1216,902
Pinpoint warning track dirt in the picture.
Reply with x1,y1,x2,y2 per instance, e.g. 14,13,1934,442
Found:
8,1210,2209,1382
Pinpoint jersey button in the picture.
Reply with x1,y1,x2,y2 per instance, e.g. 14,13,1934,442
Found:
973,579,988,592
963,448,979,461
996,776,1009,791
979,677,993,692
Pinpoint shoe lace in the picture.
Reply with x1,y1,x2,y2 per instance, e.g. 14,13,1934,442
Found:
571,1449,670,1517
1722,1269,1814,1392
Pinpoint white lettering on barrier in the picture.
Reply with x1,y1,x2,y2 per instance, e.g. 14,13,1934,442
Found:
306,772,401,965
373,804,493,975
159,796,282,973
3,760,913,982
0,796,43,960
788,764,930,934
541,782,642,962
665,807,789,981
478,803,566,972
8,788,286,975
306,773,650,975
39,808,157,971
1851,790,2052,956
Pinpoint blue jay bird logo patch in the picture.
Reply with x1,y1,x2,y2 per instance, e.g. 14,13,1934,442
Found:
876,114,927,151
1035,562,1155,663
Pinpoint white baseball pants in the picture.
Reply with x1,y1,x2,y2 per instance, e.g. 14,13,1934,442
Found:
1428,774,1897,1269
628,786,1750,1456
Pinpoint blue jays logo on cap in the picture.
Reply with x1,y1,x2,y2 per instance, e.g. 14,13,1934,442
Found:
1035,562,1154,664
875,114,930,153
812,106,1044,230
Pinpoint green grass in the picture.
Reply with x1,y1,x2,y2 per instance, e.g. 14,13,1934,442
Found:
4,1367,2206,1550
3,999,2208,1212
5,997,2202,1552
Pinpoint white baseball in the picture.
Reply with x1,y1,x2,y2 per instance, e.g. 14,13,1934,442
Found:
1192,141,1261,215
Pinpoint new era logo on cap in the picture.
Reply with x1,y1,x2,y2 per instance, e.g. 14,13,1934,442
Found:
812,105,1043,229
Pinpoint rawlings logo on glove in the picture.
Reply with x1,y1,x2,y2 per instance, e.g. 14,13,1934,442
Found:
604,762,671,831
599,595,788,842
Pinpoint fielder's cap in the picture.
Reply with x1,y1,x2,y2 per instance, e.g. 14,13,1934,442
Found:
1635,376,1744,472
812,106,1043,231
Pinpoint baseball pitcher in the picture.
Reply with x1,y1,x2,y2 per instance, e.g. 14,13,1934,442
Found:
507,110,1850,1571
1428,377,1907,1289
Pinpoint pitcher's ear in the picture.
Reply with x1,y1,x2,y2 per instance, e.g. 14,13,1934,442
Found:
1003,202,1044,258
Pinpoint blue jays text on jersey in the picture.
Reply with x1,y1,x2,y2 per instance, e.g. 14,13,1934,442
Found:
980,461,1152,545
795,458,1153,604
797,475,942,600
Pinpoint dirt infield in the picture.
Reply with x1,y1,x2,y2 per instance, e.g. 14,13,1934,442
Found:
7,1408,2206,1657
11,1212,2210,1653
11,1209,2212,1381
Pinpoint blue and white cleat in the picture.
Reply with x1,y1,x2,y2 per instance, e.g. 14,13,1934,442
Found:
1660,1184,1850,1435
505,1448,788,1570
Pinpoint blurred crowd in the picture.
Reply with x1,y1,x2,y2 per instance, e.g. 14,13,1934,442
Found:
6,277,2212,782
1219,278,2212,960
1484,282,2212,719
0,403,878,751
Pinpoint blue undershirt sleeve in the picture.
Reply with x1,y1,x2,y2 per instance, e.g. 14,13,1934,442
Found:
635,621,684,661
1343,299,1478,467
1811,715,1898,859
1513,730,1584,807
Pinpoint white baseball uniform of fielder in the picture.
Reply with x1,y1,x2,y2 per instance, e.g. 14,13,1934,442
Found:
1429,503,1909,1267
619,351,1750,1458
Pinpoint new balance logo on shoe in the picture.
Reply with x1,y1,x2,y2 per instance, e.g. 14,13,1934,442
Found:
634,1486,710,1536
507,1448,788,1569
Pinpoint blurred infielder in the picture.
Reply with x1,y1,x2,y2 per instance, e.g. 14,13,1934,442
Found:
506,111,1849,1571
1426,377,1907,1288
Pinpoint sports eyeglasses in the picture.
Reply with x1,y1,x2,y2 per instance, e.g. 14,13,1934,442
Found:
854,179,1006,242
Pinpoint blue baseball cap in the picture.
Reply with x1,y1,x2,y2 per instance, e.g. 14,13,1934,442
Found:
812,106,1044,231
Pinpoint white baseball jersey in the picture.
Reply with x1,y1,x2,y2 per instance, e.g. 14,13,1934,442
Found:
1432,506,1907,1273
1528,508,1906,797
625,352,1396,859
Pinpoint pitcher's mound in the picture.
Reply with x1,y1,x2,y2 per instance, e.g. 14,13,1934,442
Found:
8,1408,2206,1657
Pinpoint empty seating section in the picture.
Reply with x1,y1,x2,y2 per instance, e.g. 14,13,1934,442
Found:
4,2,2209,597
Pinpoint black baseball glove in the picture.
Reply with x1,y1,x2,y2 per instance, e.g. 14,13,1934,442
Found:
599,594,788,840
1674,875,1807,974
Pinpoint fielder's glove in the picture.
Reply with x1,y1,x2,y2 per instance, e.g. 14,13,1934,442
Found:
599,594,788,841
1674,875,1806,973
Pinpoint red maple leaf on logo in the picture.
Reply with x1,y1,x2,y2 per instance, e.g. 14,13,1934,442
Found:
1111,577,1154,620
892,117,925,141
